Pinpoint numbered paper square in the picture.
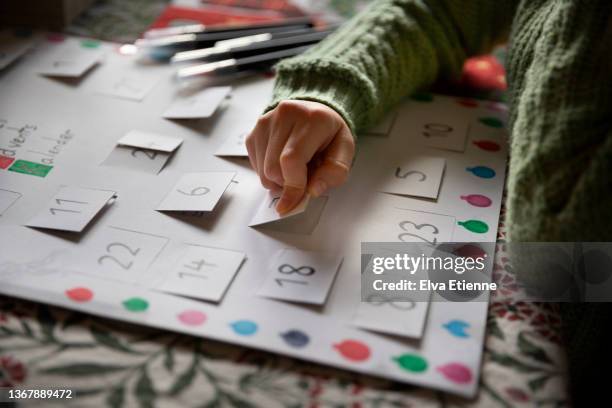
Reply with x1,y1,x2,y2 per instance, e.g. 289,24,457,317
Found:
118,130,182,152
380,155,446,199
158,244,245,302
257,249,343,304
36,44,102,77
102,146,171,174
26,186,115,232
157,172,235,212
249,192,310,227
163,86,231,119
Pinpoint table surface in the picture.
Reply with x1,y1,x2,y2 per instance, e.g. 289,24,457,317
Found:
1,1,570,406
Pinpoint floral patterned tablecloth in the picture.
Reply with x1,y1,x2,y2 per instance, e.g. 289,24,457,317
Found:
1,1,570,406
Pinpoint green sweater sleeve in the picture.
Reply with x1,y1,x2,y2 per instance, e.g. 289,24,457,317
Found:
268,0,517,134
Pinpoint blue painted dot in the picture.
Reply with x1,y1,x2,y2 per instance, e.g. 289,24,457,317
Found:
280,329,310,348
230,320,258,336
443,320,470,338
466,166,496,179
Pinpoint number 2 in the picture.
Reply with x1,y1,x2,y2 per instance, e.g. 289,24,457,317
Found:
98,242,140,270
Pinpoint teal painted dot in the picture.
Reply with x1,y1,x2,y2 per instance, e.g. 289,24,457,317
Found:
122,297,149,312
230,320,258,336
479,117,504,128
411,92,434,102
443,320,470,338
466,166,496,179
458,219,489,234
81,39,101,49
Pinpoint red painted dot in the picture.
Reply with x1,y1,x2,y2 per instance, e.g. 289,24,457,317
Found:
473,140,501,152
457,99,478,108
46,33,65,43
65,287,93,303
452,244,486,260
333,339,371,362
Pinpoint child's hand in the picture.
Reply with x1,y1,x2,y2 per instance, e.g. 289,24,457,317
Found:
246,100,355,215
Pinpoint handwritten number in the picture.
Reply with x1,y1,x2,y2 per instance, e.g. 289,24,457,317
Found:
177,187,210,196
278,264,315,276
422,123,452,138
97,242,141,270
366,294,416,311
395,168,426,181
398,221,439,244
131,148,157,160
275,278,308,287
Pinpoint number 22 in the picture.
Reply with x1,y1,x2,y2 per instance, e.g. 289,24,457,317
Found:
98,242,140,270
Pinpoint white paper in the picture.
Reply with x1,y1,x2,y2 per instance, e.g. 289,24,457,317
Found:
26,186,115,232
258,249,343,304
157,244,245,302
380,155,446,199
74,226,169,283
118,130,183,153
214,131,248,157
352,296,431,338
163,86,231,119
36,46,102,77
0,189,21,216
0,41,509,397
249,192,310,227
157,172,235,212
412,110,469,152
102,146,171,174
0,33,33,71
94,73,159,101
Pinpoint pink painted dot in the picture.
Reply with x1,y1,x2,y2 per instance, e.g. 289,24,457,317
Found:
460,194,492,208
65,287,93,303
485,102,508,113
46,33,65,43
437,363,473,384
457,99,478,108
178,310,206,326
333,340,371,362
473,140,501,152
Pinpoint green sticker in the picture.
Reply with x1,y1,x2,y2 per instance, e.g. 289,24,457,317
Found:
479,117,504,128
458,219,489,234
411,92,434,102
122,297,149,312
80,39,101,49
9,160,53,177
393,353,428,373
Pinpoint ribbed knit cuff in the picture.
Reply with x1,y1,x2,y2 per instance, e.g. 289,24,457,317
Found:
265,59,377,138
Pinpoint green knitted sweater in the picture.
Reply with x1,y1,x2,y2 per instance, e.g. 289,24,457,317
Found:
268,0,612,403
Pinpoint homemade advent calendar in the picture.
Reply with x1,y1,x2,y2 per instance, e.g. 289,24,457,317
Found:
0,31,508,397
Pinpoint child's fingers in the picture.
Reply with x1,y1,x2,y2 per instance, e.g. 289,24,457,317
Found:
247,113,277,189
276,121,335,214
263,114,294,186
307,127,354,197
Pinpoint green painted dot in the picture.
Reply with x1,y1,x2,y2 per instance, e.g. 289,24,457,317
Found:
411,92,434,102
81,39,101,49
393,353,428,373
479,117,504,128
122,297,149,312
458,219,489,234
